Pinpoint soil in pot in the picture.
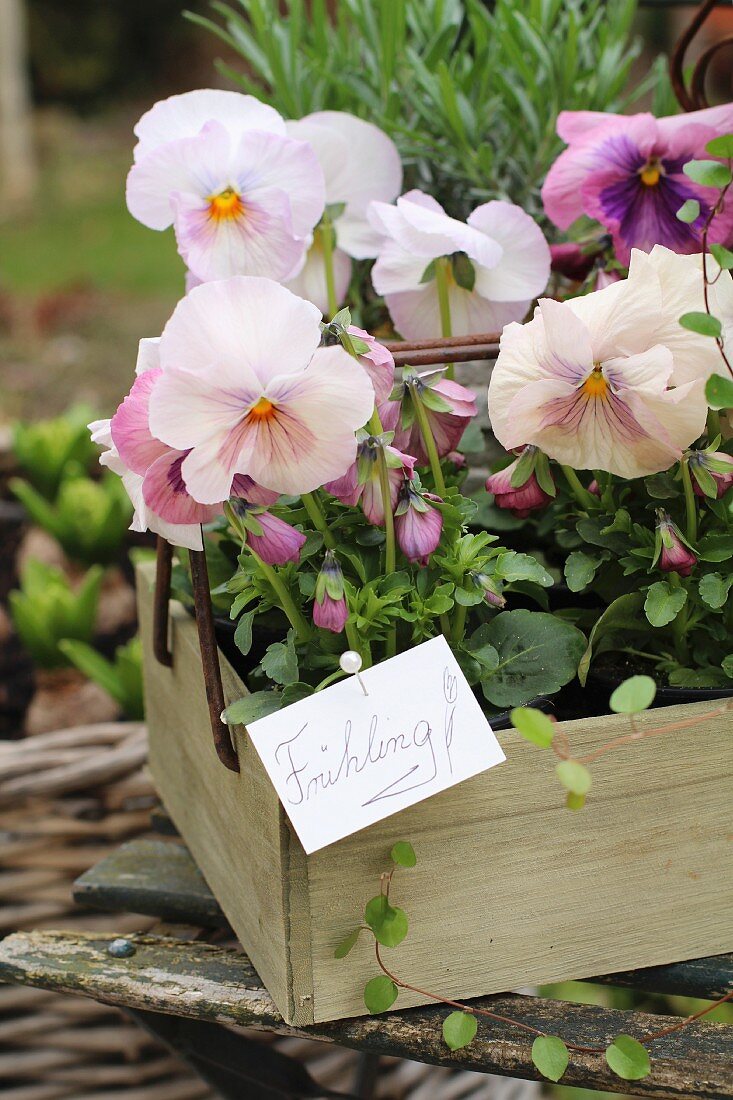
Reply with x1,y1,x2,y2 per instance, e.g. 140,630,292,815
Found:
563,654,733,721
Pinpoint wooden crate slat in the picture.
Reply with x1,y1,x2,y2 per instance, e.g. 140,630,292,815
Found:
73,839,229,930
0,930,731,1099
73,836,733,1002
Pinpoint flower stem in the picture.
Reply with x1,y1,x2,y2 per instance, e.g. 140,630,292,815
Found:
680,459,698,545
451,602,467,646
435,256,454,380
247,547,312,644
376,445,397,659
410,385,447,496
319,216,339,318
561,465,596,510
302,491,336,549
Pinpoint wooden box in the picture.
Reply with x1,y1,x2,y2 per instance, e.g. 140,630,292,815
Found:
137,561,733,1026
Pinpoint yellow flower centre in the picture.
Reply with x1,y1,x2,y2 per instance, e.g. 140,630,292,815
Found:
208,188,245,222
581,366,609,399
639,158,663,187
248,396,276,421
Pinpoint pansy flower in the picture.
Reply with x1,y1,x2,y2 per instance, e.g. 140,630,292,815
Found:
313,551,349,633
285,111,402,312
542,106,733,264
126,89,325,283
368,190,550,339
226,499,306,565
324,432,415,526
486,448,555,518
148,277,375,501
394,480,443,564
488,266,708,479
382,369,477,464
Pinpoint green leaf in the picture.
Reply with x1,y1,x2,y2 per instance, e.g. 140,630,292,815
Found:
221,691,280,726
578,592,645,685
478,610,587,709
364,895,409,948
494,551,553,587
510,707,555,748
609,675,656,714
644,582,687,628
442,1011,478,1051
676,198,700,224
706,134,733,158
233,610,256,656
364,975,398,1015
531,1035,569,1082
683,159,732,189
706,374,733,410
261,630,299,686
679,312,722,339
699,572,733,609
556,760,592,796
710,243,733,270
605,1035,651,1081
722,654,733,679
452,252,476,292
334,927,361,959
391,841,417,868
564,550,605,592
697,533,733,561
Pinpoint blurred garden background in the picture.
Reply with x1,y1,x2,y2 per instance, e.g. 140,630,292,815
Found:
0,0,732,426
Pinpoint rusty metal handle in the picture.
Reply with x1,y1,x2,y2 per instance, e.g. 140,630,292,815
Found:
152,534,239,773
670,0,721,111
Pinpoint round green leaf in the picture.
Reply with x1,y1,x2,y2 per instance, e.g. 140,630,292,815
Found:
679,311,722,339
364,975,398,1015
510,707,555,748
710,243,733,271
706,373,733,410
334,927,361,959
556,760,592,796
443,1010,478,1051
605,1035,651,1081
676,198,700,224
644,582,687,628
705,134,733,158
531,1035,570,1082
683,159,732,189
391,841,417,868
364,895,408,948
609,675,656,715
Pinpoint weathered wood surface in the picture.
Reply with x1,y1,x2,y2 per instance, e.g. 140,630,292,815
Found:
0,930,731,1099
74,839,230,930
138,560,733,1025
73,836,733,1003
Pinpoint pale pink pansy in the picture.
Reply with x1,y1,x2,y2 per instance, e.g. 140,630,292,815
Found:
542,106,733,264
148,277,376,501
285,111,402,312
126,89,325,283
368,190,550,340
629,245,733,387
488,269,708,480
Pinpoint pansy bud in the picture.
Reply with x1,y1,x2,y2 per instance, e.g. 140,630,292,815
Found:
313,550,348,633
550,242,598,282
471,571,506,609
486,447,554,518
226,500,306,565
394,481,443,564
654,511,697,577
688,450,733,499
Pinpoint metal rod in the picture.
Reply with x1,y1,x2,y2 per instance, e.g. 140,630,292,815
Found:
189,545,240,774
690,34,733,110
385,330,500,353
391,342,499,367
153,537,173,668
670,0,718,111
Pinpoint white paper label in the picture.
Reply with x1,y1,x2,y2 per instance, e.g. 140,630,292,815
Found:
246,635,505,854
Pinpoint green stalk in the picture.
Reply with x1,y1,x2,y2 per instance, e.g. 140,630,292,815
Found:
680,459,698,545
410,386,447,496
451,602,467,646
668,572,690,664
319,217,339,317
247,547,312,644
561,465,596,511
435,256,454,380
302,491,336,549
376,445,397,659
